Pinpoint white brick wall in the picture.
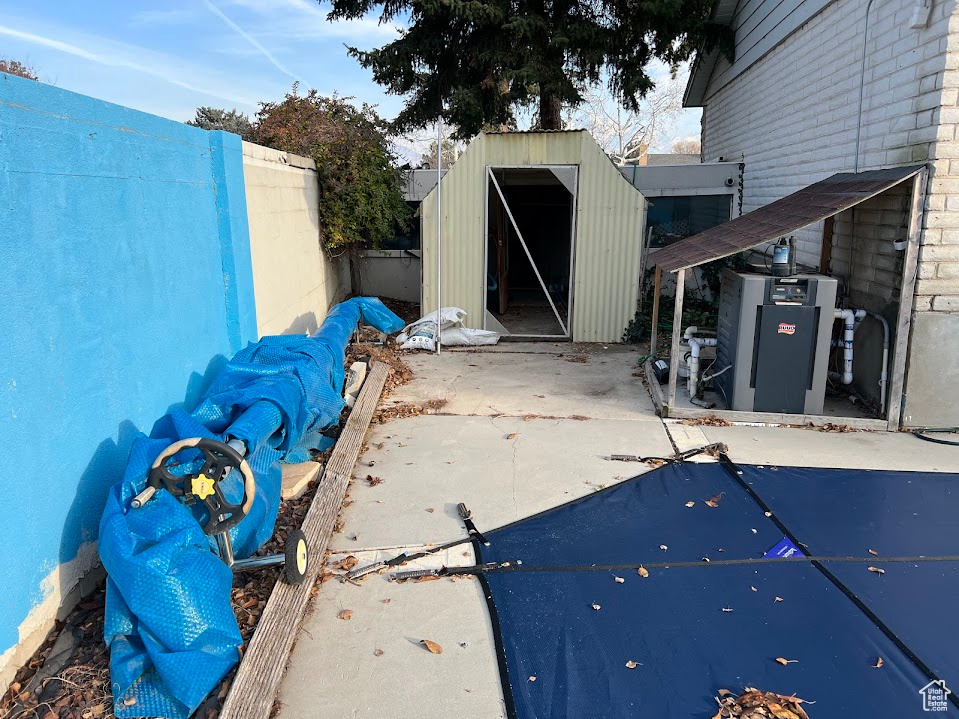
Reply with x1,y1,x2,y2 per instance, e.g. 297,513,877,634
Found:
701,0,959,307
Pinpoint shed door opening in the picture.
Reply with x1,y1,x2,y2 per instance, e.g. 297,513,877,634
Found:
485,166,576,338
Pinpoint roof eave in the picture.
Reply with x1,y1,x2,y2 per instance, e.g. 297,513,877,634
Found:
683,0,740,108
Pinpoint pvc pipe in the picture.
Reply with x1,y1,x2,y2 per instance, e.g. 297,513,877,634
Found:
687,336,717,399
869,311,890,413
829,308,866,385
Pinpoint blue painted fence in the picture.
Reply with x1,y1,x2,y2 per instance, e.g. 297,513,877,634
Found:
0,71,258,665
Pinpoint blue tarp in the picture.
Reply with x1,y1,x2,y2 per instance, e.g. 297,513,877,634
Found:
477,462,959,718
98,298,403,719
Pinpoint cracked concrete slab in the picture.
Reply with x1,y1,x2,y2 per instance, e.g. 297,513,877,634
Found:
386,344,657,420
700,424,959,471
331,413,672,552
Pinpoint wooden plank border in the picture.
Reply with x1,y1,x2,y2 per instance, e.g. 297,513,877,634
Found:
644,358,666,416
665,404,888,431
220,361,390,719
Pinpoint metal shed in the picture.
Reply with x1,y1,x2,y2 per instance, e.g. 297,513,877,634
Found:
420,130,646,343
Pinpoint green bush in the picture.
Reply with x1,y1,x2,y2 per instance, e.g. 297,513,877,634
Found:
254,87,410,251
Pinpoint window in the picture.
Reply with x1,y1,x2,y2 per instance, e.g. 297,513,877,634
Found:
646,195,731,248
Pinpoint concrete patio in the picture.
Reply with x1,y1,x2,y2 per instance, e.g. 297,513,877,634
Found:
275,343,957,719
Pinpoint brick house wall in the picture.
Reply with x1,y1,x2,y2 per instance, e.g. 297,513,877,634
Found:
695,0,959,425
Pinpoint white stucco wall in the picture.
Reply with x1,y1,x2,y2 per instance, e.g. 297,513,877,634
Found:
242,142,351,337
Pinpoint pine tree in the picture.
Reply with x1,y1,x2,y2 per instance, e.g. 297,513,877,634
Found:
187,107,254,140
328,0,732,136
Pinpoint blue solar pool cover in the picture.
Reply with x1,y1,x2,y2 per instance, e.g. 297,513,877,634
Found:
98,298,403,719
476,460,959,718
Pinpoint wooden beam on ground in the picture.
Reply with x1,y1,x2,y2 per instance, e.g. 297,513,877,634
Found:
887,168,927,431
220,361,390,719
664,405,889,432
666,268,686,413
644,359,665,416
649,265,662,356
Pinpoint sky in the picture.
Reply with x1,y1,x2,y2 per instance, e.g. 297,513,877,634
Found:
0,0,701,158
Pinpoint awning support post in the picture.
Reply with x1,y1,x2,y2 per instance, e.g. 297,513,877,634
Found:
886,167,928,430
667,268,686,411
650,265,662,356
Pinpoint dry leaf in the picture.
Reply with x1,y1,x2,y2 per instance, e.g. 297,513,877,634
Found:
332,555,359,571
122,697,137,707
637,566,650,578
874,657,884,668
425,507,435,513
868,549,879,556
659,544,668,551
750,586,758,592
775,657,798,665
382,598,392,604
338,609,354,620
592,603,602,610
774,596,784,603
421,639,443,654
718,689,733,697
374,649,385,657
705,492,725,508
685,501,695,508
868,566,885,575
528,676,537,682
506,433,518,440
625,660,638,669
614,576,625,583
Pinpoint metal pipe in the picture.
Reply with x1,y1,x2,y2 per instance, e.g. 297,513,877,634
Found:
436,118,443,355
854,0,878,173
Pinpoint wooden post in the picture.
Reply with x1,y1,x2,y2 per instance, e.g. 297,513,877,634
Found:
886,168,927,430
819,215,834,273
649,265,662,355
667,268,686,412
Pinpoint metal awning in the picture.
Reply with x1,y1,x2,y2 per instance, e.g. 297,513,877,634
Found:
654,165,925,273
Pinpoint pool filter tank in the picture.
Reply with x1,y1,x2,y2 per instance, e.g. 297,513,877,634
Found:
715,269,838,414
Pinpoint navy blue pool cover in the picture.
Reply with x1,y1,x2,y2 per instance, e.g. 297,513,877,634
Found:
475,459,959,718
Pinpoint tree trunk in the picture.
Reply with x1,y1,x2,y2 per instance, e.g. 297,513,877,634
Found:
539,91,562,130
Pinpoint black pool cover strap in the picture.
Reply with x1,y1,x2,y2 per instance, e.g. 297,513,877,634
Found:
474,460,959,718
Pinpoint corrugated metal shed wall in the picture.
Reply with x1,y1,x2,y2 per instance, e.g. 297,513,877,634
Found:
421,130,645,343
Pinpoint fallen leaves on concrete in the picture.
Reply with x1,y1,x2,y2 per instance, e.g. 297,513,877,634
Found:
337,609,354,620
421,639,443,654
680,415,732,427
373,398,449,424
712,687,812,719
775,658,798,666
